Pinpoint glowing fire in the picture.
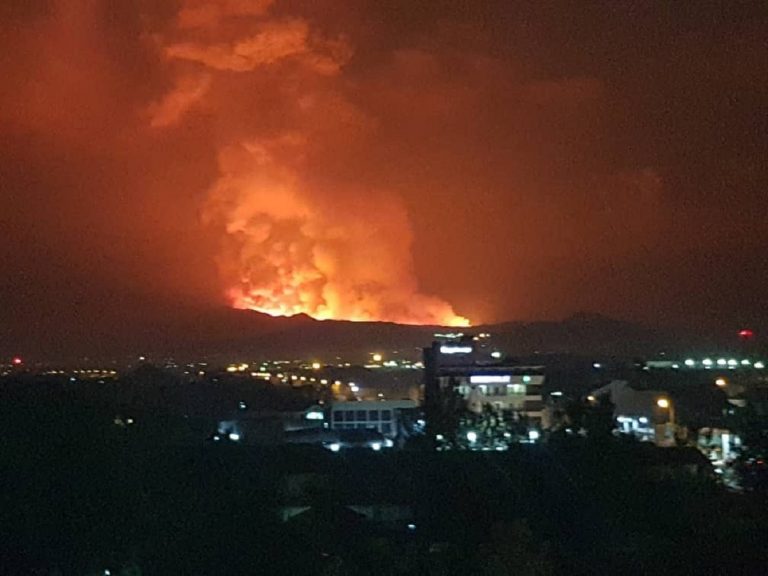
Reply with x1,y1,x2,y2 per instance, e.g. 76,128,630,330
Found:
150,1,470,327
230,287,470,326
206,141,470,328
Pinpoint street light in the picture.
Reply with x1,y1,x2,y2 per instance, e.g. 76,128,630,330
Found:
715,377,727,387
656,397,677,446
656,397,675,426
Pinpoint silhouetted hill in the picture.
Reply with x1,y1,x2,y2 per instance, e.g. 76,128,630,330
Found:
481,313,672,357
3,301,712,364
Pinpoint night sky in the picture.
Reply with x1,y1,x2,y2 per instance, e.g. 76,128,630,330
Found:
2,1,767,348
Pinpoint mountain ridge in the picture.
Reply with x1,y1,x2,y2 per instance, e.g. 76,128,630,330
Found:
2,303,701,364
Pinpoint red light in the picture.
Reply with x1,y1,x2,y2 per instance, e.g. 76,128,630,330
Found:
11,357,22,366
739,329,755,340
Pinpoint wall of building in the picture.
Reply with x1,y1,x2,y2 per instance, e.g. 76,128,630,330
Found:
329,400,417,438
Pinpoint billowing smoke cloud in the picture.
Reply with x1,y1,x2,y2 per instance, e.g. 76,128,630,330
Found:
5,0,766,346
150,0,469,325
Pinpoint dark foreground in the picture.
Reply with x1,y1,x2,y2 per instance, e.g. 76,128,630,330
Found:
1,384,767,576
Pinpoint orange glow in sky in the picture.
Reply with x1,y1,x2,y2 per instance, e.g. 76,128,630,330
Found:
4,0,765,345
230,286,470,326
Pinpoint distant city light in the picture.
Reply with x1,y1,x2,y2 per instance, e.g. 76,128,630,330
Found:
306,410,324,420
717,358,727,366
435,332,464,339
371,442,382,451
228,432,240,442
715,378,727,387
587,395,596,402
328,442,341,452
592,362,602,369
656,398,670,409
522,375,532,383
372,353,383,362
639,417,648,424
741,359,751,366
684,359,695,367
407,523,416,531
728,359,738,367
435,434,444,441
11,357,22,366
551,391,563,397
703,358,714,367
238,401,247,410
440,345,472,354
311,362,321,370
528,430,540,441
739,329,755,340
755,362,765,369
466,431,478,443
491,351,502,359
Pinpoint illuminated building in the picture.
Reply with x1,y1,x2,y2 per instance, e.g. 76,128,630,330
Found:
423,335,544,444
329,399,417,438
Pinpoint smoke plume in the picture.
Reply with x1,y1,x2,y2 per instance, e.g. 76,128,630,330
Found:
151,0,469,325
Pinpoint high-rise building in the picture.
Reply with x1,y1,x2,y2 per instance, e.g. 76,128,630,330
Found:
423,334,544,445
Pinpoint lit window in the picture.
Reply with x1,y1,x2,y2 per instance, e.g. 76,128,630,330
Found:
440,345,472,354
470,375,511,384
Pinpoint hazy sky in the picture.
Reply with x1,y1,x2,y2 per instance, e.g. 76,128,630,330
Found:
2,0,767,344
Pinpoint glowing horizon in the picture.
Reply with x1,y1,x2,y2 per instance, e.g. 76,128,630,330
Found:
230,287,471,327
